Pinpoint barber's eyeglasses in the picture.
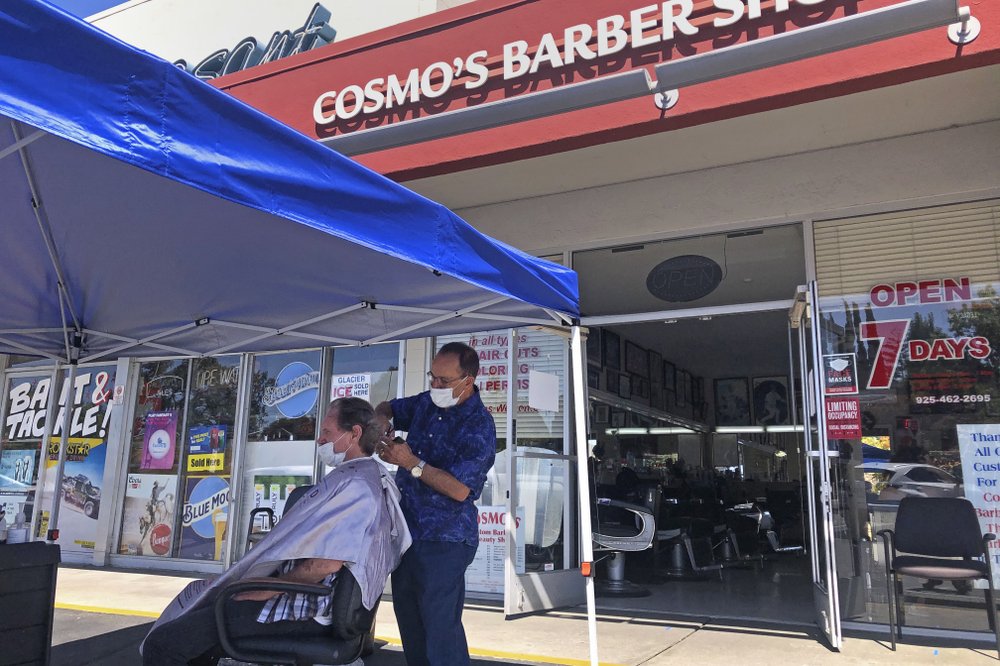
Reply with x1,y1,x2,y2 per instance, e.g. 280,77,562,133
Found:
427,371,467,388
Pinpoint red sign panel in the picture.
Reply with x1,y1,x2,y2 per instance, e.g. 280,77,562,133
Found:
825,397,861,440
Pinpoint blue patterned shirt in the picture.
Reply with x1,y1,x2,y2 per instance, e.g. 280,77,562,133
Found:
390,388,496,546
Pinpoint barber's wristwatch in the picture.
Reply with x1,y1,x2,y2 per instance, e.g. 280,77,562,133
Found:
410,460,426,478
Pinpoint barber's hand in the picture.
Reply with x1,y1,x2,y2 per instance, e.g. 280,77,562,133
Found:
378,436,419,470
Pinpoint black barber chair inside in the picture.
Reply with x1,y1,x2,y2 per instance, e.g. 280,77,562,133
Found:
220,485,378,665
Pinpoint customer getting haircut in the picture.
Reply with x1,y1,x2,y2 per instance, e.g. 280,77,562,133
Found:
437,341,480,378
328,397,380,455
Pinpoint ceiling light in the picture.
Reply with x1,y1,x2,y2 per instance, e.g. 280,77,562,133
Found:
648,427,695,435
663,319,678,324
716,426,765,434
766,425,805,433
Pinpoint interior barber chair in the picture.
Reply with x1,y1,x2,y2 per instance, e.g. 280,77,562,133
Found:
716,504,765,567
592,497,656,597
657,498,724,581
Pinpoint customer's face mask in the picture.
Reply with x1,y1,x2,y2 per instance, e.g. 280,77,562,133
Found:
317,431,355,467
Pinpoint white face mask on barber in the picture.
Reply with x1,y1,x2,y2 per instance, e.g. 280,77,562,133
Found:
429,377,470,409
317,431,355,467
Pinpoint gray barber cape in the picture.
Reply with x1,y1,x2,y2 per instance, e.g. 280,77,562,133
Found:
141,457,410,653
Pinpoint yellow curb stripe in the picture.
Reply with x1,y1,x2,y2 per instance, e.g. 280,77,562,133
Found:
53,605,620,666
55,602,160,619
375,635,623,666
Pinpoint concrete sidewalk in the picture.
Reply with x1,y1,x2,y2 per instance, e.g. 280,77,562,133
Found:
54,566,998,665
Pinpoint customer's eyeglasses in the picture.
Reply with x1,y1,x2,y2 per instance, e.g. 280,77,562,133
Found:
427,371,467,388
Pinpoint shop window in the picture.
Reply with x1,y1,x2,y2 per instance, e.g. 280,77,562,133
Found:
436,329,570,586
235,350,322,561
117,359,189,558
1,373,52,533
815,200,1000,635
1,367,117,555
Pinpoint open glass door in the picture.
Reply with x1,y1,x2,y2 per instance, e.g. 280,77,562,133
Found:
790,283,843,649
502,327,585,616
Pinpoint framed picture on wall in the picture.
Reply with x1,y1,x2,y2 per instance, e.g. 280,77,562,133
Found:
663,361,676,393
587,366,600,390
618,373,631,400
604,329,621,370
715,377,751,426
676,370,687,407
610,410,626,427
586,328,602,366
594,404,610,424
606,369,619,395
693,377,703,405
752,376,790,425
648,351,662,386
625,341,648,377
650,382,662,411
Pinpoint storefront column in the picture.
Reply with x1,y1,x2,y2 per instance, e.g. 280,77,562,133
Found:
92,357,133,565
403,339,430,396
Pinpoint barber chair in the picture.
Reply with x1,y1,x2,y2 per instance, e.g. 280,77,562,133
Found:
760,509,804,555
592,498,656,597
227,484,378,663
716,505,765,568
215,567,375,665
657,498,724,581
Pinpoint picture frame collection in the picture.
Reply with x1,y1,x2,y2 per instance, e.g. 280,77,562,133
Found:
586,326,708,421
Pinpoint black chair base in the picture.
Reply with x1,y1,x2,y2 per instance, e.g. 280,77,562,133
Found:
595,578,651,597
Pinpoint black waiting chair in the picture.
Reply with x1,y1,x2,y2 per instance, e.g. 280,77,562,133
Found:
877,497,1000,654
592,497,656,597
215,566,376,665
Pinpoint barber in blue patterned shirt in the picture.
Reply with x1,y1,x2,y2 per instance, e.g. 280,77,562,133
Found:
376,341,496,666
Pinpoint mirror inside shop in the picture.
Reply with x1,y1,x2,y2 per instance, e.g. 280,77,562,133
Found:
585,304,1000,637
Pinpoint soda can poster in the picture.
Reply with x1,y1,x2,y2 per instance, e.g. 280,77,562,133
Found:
179,475,231,561
34,438,107,551
118,473,177,557
187,425,228,474
142,411,177,470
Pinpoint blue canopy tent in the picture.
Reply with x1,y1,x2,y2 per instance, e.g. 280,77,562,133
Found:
0,1,598,659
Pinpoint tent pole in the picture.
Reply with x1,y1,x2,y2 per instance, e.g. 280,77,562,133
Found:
46,339,80,542
569,325,599,666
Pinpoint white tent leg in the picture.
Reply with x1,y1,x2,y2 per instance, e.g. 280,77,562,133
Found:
570,325,599,666
46,360,77,542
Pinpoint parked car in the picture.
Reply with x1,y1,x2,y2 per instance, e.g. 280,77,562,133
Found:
61,473,101,519
856,462,963,502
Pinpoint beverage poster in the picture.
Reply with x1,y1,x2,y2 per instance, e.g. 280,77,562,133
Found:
118,473,178,557
252,474,312,522
179,475,231,561
35,437,107,551
187,425,228,474
0,448,36,528
142,411,177,470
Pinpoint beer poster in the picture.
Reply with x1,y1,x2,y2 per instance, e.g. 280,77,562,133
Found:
187,424,228,474
179,475,231,561
118,473,178,557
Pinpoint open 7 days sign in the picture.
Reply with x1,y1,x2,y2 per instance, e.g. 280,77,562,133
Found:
313,0,838,124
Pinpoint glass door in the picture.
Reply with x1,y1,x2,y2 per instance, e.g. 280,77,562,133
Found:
502,328,584,616
791,283,843,649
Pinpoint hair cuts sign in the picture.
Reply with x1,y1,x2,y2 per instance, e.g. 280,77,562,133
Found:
313,0,834,124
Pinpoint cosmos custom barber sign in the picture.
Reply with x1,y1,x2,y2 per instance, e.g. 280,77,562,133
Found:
313,0,838,124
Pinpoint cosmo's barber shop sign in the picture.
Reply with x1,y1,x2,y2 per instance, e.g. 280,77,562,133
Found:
313,0,836,124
